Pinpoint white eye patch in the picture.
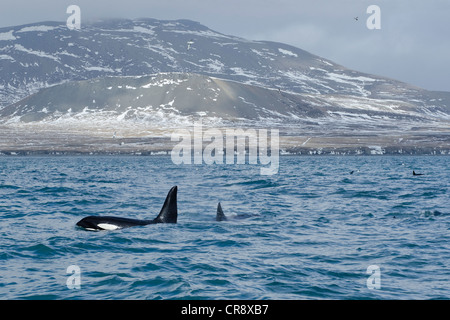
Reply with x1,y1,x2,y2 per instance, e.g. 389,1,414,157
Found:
97,223,121,230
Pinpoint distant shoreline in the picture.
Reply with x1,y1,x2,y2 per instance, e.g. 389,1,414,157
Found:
1,124,448,156
1,147,449,156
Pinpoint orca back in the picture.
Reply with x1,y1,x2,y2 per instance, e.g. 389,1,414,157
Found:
216,202,227,221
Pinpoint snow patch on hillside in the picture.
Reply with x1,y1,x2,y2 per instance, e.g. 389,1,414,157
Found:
278,48,298,57
14,44,59,62
17,25,59,33
0,30,16,41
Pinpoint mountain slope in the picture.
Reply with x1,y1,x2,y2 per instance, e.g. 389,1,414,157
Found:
2,72,447,126
0,73,328,124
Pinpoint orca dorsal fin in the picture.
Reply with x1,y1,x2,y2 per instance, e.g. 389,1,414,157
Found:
153,186,178,223
216,202,227,221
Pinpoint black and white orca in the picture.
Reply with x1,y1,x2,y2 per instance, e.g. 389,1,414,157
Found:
76,186,177,231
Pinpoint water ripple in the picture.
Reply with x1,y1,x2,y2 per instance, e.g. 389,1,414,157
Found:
0,155,449,299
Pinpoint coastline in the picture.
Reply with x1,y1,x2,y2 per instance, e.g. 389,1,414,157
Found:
1,123,448,156
1,137,448,156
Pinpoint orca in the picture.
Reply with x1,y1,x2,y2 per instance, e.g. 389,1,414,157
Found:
215,202,258,221
216,202,227,221
413,171,424,176
76,186,177,231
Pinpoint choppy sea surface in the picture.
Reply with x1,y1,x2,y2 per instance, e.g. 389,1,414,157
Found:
0,155,448,300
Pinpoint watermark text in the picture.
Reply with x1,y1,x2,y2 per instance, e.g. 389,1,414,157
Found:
171,120,279,175
66,5,81,30
66,265,81,289
366,265,381,289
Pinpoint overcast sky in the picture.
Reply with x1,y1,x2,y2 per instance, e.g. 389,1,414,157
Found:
1,0,449,92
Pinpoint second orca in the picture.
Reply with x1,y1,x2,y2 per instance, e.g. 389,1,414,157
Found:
216,202,258,221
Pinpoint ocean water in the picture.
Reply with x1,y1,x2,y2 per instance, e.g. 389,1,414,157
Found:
0,155,448,300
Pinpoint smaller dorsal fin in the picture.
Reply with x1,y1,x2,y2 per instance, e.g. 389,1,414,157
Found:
216,202,227,221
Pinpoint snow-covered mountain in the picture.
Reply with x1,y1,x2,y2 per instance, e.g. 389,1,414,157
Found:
1,18,449,107
0,18,449,154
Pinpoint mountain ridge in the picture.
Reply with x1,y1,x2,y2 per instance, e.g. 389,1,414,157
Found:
2,18,447,107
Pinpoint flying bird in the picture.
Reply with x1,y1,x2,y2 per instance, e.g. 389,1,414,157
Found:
354,17,359,21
